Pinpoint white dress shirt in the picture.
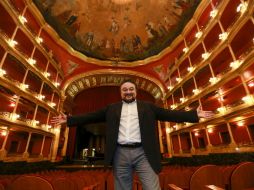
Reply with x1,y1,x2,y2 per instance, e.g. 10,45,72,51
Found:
117,100,141,144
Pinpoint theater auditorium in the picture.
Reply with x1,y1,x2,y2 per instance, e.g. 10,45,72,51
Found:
0,0,254,189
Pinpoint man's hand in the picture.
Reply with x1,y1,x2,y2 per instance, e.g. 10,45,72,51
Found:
197,106,214,119
51,113,67,125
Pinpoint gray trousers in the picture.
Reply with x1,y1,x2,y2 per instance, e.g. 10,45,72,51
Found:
113,146,161,190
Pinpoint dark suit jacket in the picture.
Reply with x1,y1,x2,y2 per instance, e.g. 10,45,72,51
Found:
67,100,199,173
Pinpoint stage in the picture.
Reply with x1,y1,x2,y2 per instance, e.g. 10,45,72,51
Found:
55,158,110,171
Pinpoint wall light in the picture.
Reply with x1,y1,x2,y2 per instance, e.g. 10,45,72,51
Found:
195,31,203,38
19,83,29,90
170,104,177,109
9,102,16,107
202,52,210,60
1,130,7,136
18,15,27,24
208,128,213,133
187,66,194,73
219,32,228,41
32,120,40,127
242,95,254,104
10,113,20,121
237,121,245,127
35,36,43,44
54,82,60,87
176,77,182,83
209,77,220,84
0,69,6,76
237,1,248,14
180,97,186,103
183,47,189,53
49,102,56,107
44,72,51,77
248,82,254,87
217,106,227,114
230,60,243,69
7,39,18,48
210,9,218,18
36,94,45,100
192,88,200,95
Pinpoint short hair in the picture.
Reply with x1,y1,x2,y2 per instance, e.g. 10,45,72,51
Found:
120,79,137,90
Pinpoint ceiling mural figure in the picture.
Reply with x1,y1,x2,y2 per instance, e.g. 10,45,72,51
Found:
34,0,200,62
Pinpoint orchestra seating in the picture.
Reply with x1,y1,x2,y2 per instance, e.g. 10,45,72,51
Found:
162,165,198,189
189,165,223,190
230,162,254,190
0,169,109,190
164,162,254,190
8,175,54,190
0,162,254,190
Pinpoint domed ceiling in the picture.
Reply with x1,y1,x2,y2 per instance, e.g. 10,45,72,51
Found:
33,0,200,62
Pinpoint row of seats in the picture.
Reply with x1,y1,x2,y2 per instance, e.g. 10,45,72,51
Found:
0,169,111,190
159,162,254,190
0,162,254,190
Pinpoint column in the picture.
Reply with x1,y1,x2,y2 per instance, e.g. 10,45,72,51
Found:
23,132,32,158
205,127,212,151
189,131,195,154
61,127,69,157
178,133,183,154
51,126,61,162
226,123,237,147
47,137,53,159
39,136,46,159
165,122,173,157
219,132,223,144
0,129,10,160
158,121,164,153
244,125,253,143
170,134,175,156
57,90,67,158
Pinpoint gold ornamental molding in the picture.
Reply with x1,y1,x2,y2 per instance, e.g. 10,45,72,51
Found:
25,0,210,67
64,69,165,100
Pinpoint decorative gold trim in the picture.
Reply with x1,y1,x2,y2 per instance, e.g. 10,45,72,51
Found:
25,0,209,67
25,0,47,26
63,69,165,99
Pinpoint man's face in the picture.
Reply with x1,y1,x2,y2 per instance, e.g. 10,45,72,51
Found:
120,82,137,103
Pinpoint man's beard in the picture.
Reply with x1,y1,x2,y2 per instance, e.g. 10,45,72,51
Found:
122,94,136,103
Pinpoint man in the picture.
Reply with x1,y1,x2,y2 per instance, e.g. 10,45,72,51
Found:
51,79,214,190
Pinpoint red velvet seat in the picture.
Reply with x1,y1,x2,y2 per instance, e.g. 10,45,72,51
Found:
8,175,53,190
231,162,254,190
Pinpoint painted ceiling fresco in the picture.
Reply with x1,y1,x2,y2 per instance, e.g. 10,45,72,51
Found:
33,0,200,62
